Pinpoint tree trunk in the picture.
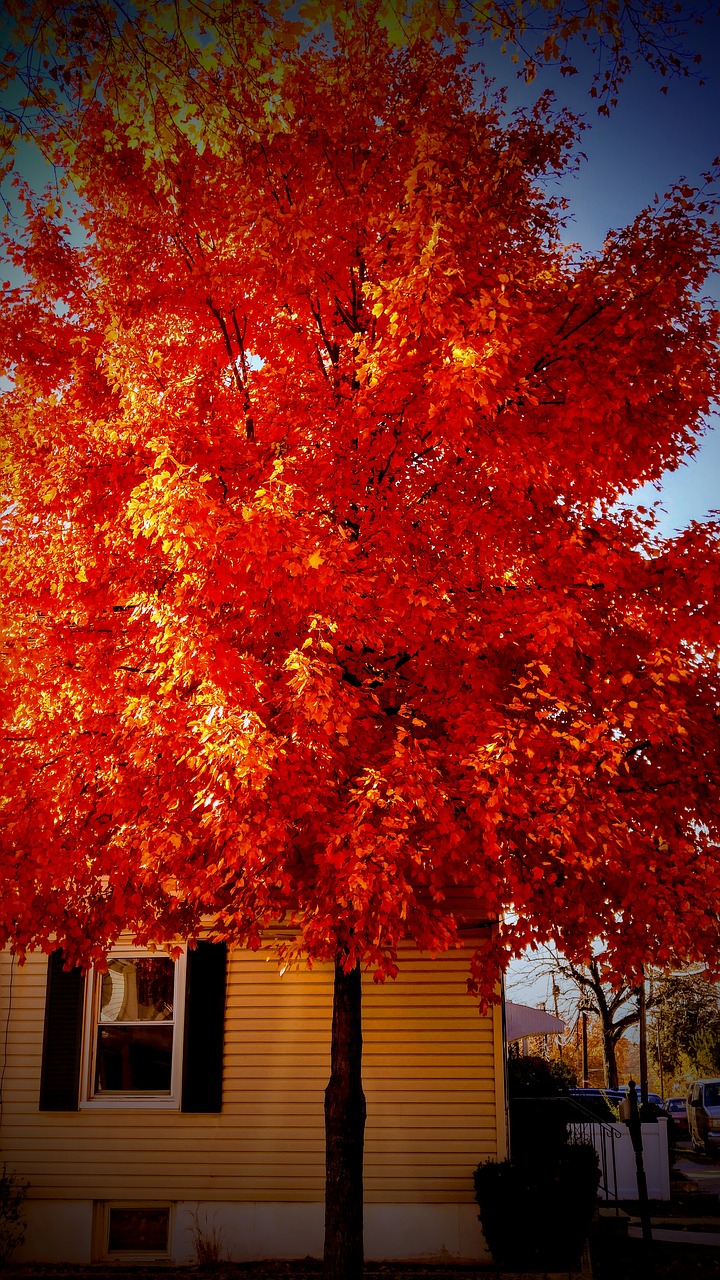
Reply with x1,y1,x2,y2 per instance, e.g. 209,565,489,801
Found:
324,958,366,1280
602,1024,620,1089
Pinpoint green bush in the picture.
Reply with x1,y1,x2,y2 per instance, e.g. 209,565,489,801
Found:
507,1055,574,1162
0,1164,28,1266
474,1142,600,1271
507,1054,577,1097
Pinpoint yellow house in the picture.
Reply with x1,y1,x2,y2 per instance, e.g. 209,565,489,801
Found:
0,935,507,1266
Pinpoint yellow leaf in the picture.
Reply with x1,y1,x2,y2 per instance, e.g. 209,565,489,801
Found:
308,550,323,569
76,566,88,582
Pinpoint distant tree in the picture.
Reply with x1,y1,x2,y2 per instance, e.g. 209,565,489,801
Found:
651,974,720,1081
515,950,656,1089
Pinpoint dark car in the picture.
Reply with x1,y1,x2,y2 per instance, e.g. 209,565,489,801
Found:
567,1088,626,1121
568,1087,666,1123
663,1096,689,1135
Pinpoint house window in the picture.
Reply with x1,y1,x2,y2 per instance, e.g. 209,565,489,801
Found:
40,941,227,1114
80,949,186,1110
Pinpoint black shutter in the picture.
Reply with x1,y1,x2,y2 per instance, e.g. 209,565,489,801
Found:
182,941,227,1113
39,950,85,1111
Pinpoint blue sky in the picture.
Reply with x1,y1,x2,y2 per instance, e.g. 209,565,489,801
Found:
484,19,720,1003
484,20,720,537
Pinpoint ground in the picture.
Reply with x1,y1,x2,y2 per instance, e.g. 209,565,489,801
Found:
1,1247,719,1280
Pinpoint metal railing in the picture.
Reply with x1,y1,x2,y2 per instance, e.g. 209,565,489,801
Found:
567,1114,622,1206
510,1094,622,1206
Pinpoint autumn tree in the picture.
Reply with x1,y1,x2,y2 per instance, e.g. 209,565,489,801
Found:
1,0,714,153
1,3,720,1276
651,972,720,1083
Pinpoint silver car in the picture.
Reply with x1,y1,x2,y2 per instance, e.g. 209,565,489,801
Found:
687,1079,720,1154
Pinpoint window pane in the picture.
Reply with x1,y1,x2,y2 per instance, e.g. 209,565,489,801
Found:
95,1024,173,1093
100,957,174,1023
108,1206,169,1252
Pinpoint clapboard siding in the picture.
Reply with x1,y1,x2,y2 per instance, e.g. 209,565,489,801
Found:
0,943,502,1205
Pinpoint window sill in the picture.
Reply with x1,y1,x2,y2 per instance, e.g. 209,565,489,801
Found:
78,1097,181,1112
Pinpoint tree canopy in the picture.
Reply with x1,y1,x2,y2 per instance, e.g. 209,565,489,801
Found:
0,0,713,162
1,2,719,995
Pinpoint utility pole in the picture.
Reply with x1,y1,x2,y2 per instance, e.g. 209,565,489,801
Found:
638,971,648,1107
552,980,563,1063
656,1017,664,1101
581,1007,589,1087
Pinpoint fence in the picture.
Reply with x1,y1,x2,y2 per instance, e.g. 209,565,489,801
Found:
510,1096,671,1203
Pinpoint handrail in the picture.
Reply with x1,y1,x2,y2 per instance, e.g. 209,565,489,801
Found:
510,1095,622,1206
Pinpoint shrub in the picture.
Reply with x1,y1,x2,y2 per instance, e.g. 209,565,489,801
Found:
474,1143,600,1271
189,1208,226,1266
507,1054,577,1097
507,1056,573,1162
0,1164,28,1266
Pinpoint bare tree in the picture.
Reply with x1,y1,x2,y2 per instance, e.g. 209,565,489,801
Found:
510,948,655,1089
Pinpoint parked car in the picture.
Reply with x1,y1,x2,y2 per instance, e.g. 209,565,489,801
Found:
567,1087,625,1120
569,1087,625,1100
687,1079,720,1153
568,1086,666,1124
663,1096,689,1136
569,1087,663,1105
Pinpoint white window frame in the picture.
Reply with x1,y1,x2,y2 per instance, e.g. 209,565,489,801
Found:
79,946,186,1111
94,1200,172,1262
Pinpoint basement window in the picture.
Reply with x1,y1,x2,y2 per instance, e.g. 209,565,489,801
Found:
106,1204,170,1256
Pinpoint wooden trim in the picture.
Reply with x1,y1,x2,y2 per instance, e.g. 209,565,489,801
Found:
492,985,509,1160
39,951,85,1112
78,948,186,1112
182,941,227,1113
